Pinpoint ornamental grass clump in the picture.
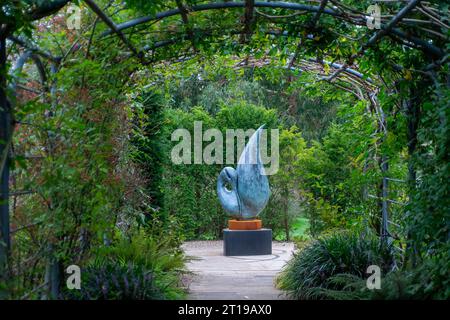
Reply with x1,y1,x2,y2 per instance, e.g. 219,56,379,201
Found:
276,231,391,300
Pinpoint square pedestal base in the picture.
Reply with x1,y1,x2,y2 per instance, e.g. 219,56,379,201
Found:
223,228,272,256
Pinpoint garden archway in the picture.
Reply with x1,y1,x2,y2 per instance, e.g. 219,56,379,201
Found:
0,0,448,299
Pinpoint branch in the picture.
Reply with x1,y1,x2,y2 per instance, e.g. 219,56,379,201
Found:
255,9,305,19
103,2,340,36
27,0,70,21
389,28,445,58
416,6,450,29
9,190,36,197
364,0,422,50
83,0,147,64
7,36,61,62
240,0,255,44
175,0,197,51
309,0,328,28
101,1,443,60
325,0,423,81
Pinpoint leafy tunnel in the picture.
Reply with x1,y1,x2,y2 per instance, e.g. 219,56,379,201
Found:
0,0,448,300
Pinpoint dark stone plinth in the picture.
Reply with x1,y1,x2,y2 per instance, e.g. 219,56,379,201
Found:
223,228,272,256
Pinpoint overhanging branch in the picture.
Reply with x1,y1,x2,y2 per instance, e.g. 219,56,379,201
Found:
28,0,70,21
363,0,422,50
84,0,147,64
175,0,197,51
102,1,444,60
325,0,423,82
103,2,340,36
7,36,61,62
309,0,328,28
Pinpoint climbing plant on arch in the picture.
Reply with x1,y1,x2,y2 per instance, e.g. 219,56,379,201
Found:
0,0,448,299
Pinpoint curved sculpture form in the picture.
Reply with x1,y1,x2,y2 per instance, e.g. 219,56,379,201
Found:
217,125,270,219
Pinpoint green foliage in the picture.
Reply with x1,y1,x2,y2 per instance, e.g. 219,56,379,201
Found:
302,192,343,237
407,85,450,260
314,255,450,300
123,0,169,15
131,89,166,211
165,76,338,141
262,126,306,240
65,228,187,300
216,101,278,130
162,106,221,239
157,75,361,241
66,262,165,300
276,231,391,300
289,216,310,243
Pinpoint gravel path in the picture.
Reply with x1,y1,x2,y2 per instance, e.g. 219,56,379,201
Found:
181,240,295,300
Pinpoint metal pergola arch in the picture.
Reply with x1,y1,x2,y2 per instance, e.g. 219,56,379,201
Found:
0,0,448,295
96,1,445,58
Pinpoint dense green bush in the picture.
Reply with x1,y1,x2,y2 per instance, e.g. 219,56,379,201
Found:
276,231,391,299
311,255,450,300
371,257,450,300
130,89,167,212
66,262,164,300
65,229,187,300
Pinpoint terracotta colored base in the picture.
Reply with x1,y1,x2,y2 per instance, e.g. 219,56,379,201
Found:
228,219,262,230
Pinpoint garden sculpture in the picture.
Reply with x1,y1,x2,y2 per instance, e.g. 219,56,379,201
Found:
217,125,270,220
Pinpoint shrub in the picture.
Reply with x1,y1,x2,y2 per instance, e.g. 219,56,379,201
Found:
276,231,391,299
64,229,187,300
315,255,450,300
130,89,166,211
66,262,165,300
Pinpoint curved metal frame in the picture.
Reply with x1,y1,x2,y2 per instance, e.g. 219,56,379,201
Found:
100,1,445,59
0,0,448,286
